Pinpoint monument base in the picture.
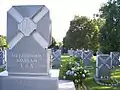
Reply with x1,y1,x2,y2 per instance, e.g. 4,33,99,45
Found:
0,75,58,90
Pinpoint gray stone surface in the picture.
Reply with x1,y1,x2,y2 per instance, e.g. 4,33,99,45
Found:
0,51,4,65
7,5,51,75
82,50,93,67
0,76,58,90
52,50,61,69
68,49,74,57
96,50,102,55
0,5,58,90
110,52,120,67
74,49,82,59
96,54,112,78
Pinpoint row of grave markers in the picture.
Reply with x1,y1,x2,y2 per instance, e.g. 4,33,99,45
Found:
68,49,120,67
68,49,93,68
46,49,120,86
68,49,120,86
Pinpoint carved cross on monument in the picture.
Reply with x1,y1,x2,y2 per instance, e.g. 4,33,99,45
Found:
96,54,112,78
8,6,51,49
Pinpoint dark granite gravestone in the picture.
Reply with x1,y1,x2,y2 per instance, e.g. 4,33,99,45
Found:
110,52,120,67
0,5,58,90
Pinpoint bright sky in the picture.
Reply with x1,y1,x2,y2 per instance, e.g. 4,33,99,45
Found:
0,0,107,42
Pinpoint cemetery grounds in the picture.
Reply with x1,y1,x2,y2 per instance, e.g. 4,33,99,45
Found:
59,55,120,90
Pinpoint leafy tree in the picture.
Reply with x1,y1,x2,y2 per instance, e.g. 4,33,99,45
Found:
57,42,63,47
48,37,57,48
63,16,91,49
99,0,120,53
63,16,103,53
88,18,105,52
0,35,9,49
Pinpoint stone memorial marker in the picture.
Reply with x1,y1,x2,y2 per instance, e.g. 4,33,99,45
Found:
81,50,93,68
0,5,58,90
68,49,74,57
0,49,4,65
94,54,119,86
96,49,102,56
52,49,61,69
95,54,112,79
74,49,82,59
110,52,120,67
0,48,6,69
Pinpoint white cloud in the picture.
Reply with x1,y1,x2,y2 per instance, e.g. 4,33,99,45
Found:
0,0,107,42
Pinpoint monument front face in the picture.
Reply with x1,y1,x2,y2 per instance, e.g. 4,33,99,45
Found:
7,5,51,75
96,55,112,78
0,5,58,90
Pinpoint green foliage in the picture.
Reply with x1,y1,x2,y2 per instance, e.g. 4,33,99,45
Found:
57,42,63,47
99,0,120,53
0,35,9,49
0,68,4,72
63,16,104,53
48,37,57,48
60,56,120,90
59,57,89,87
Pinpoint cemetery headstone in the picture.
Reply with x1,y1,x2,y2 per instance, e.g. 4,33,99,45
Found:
74,49,82,59
81,50,93,68
68,49,74,57
52,49,61,69
110,52,120,67
95,54,112,79
96,50,102,56
94,54,118,86
0,48,5,65
0,48,6,69
0,5,58,90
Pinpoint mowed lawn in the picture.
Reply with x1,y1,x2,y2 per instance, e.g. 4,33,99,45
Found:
60,55,120,90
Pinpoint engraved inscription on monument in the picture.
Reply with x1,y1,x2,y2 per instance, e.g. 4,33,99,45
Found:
12,53,42,69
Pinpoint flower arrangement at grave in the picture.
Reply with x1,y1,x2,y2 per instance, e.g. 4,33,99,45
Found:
0,35,9,72
62,57,89,90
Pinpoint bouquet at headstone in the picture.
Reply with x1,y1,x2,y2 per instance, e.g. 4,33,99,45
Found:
62,57,89,87
0,35,9,69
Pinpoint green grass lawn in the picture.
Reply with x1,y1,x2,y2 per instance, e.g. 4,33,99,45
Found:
60,55,120,90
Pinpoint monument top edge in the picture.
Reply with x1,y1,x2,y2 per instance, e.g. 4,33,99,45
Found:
12,5,46,7
7,5,49,11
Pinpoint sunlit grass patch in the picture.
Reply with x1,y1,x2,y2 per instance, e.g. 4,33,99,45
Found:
91,86,111,90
